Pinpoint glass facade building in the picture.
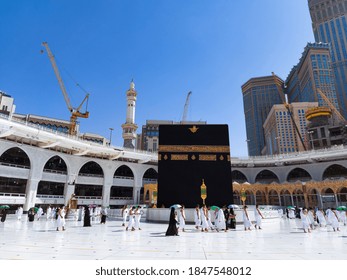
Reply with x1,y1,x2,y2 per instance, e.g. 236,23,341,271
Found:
242,75,283,156
286,42,339,110
308,0,347,118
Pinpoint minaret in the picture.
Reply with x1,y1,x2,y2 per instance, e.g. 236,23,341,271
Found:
122,79,138,148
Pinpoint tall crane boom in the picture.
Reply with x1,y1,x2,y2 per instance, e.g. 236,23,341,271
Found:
182,91,192,122
272,72,307,151
41,42,89,135
42,42,73,112
316,88,346,124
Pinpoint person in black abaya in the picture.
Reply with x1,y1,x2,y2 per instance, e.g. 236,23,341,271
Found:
223,206,230,230
229,208,236,229
100,207,107,224
0,209,7,222
28,208,35,222
165,207,178,236
83,206,91,227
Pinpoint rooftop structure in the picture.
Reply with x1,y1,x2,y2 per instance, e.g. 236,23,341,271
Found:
0,91,15,116
0,113,157,163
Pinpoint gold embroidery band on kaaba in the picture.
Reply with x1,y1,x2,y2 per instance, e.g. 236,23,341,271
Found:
159,153,229,161
171,154,189,161
199,154,216,161
158,145,230,153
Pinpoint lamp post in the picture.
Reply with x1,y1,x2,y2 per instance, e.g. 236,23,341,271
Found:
152,190,157,208
109,128,114,146
200,179,207,205
240,187,247,206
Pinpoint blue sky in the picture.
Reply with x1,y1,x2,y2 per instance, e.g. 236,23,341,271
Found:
0,0,314,157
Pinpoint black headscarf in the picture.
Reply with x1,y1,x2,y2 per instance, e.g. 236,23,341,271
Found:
169,207,176,223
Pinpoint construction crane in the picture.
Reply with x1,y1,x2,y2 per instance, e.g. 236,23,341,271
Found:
41,42,89,136
316,88,346,125
182,91,192,122
271,72,307,151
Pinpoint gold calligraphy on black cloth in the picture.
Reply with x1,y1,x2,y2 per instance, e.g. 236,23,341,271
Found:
159,145,230,153
158,145,230,161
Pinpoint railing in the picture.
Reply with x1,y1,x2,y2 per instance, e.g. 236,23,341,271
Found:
36,194,64,199
143,178,157,183
232,144,347,163
113,176,134,180
75,196,102,200
43,169,67,175
0,192,26,197
78,173,103,178
0,162,30,169
110,196,133,200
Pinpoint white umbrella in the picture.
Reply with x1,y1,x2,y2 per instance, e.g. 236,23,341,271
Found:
170,204,182,209
228,204,240,209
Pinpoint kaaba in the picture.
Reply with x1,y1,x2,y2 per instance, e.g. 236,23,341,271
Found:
158,124,233,208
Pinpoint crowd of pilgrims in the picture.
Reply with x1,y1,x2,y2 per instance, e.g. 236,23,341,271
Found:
13,205,108,231
164,204,239,236
121,204,265,236
6,204,346,235
286,206,347,233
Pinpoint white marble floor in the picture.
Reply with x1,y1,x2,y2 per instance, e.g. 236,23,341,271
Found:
0,215,346,260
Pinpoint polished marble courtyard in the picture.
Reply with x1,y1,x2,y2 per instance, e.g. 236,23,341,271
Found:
0,215,346,260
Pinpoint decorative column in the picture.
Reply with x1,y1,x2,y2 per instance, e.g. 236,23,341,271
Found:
102,167,115,207
318,192,324,209
265,187,269,205
23,178,40,212
132,186,142,205
64,175,76,206
102,183,112,207
334,193,339,208
290,193,294,206
132,175,142,205
302,183,308,209
278,193,282,206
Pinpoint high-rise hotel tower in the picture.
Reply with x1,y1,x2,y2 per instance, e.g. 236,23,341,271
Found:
242,75,283,156
308,0,347,118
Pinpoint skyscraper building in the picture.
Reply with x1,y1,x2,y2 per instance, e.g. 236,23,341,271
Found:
286,42,339,109
241,75,283,156
263,102,318,155
308,0,347,118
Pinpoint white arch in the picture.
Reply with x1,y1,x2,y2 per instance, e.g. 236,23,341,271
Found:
286,167,313,182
